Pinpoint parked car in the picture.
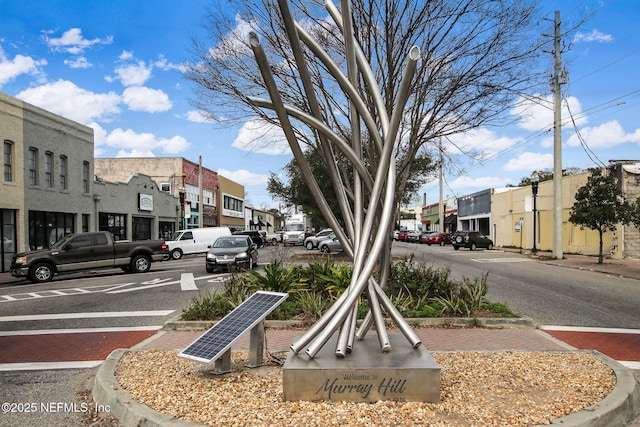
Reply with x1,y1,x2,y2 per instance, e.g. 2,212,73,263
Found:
166,227,231,260
451,231,493,251
206,235,258,273
393,230,399,240
422,232,451,246
304,229,334,250
233,230,266,248
10,231,168,283
266,231,283,245
318,235,344,254
405,230,422,243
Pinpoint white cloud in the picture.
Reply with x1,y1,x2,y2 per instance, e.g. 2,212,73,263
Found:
104,128,190,155
218,168,269,186
446,127,518,158
503,152,553,171
110,60,152,86
116,149,157,158
0,47,47,86
43,28,113,54
566,120,640,148
122,86,172,112
233,119,291,155
447,175,512,189
209,14,255,60
16,79,121,124
186,110,214,123
64,56,91,69
573,29,613,44
154,54,183,72
511,95,586,132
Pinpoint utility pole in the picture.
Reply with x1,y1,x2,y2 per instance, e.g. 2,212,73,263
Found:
198,156,204,228
552,10,564,260
438,137,444,233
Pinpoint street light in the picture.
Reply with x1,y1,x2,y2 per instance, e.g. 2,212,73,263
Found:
532,177,539,254
178,187,186,230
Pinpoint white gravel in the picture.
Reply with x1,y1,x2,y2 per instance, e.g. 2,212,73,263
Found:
116,349,616,427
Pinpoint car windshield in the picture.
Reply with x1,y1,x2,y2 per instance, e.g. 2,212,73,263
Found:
285,224,305,232
213,237,247,248
50,234,75,249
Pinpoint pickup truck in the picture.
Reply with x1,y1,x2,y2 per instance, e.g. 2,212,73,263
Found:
10,231,169,283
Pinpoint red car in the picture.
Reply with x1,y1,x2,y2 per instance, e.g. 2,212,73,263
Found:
422,232,451,246
397,230,409,241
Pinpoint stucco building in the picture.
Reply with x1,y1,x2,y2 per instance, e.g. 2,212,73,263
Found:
94,157,241,231
0,92,181,272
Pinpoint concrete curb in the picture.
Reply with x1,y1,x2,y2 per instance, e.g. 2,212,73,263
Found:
94,347,639,427
546,351,640,427
161,316,537,331
93,349,201,427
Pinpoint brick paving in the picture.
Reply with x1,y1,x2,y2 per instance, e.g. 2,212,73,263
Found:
136,327,569,354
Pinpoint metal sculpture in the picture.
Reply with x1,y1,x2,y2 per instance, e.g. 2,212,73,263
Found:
249,0,421,359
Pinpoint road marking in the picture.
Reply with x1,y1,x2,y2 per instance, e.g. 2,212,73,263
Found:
180,273,198,291
0,310,174,322
471,257,532,263
540,325,640,334
0,361,103,371
0,326,163,336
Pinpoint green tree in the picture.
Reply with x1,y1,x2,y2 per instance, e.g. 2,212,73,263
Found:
569,168,640,264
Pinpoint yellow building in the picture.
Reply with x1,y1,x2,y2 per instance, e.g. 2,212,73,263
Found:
217,175,245,230
491,170,611,256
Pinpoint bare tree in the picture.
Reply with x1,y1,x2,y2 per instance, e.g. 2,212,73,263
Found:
185,0,545,208
184,0,547,356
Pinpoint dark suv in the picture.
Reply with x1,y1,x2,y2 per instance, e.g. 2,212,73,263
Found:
451,231,493,251
233,230,266,248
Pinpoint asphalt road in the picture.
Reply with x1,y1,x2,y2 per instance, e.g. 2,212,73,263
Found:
391,241,640,329
1,243,639,426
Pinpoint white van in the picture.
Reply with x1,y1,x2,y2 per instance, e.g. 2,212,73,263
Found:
166,227,231,260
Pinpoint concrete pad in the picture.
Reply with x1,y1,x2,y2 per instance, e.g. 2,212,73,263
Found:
283,335,440,403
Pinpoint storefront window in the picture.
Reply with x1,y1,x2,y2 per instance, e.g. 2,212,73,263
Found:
99,212,127,240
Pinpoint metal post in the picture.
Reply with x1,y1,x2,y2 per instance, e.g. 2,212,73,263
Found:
532,179,539,254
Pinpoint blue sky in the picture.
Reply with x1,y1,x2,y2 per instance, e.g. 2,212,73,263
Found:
1,0,639,210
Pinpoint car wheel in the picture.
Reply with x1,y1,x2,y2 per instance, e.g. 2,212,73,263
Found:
320,245,330,254
455,236,464,244
131,254,152,273
248,257,254,269
29,262,54,283
306,241,314,250
271,238,278,245
453,245,460,251
206,266,213,273
471,242,477,251
170,249,183,260
440,241,445,246
486,243,493,250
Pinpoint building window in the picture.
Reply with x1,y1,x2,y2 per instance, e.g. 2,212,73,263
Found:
44,152,54,188
59,155,67,190
160,182,171,192
222,194,244,218
99,212,127,240
3,141,12,182
82,161,90,193
28,210,75,250
28,148,38,186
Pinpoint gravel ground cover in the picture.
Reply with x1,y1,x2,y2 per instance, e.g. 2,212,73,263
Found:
116,349,615,427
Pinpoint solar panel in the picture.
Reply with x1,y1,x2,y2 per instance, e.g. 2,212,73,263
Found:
178,291,288,364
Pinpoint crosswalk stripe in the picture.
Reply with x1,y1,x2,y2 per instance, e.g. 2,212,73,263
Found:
0,361,103,371
0,326,162,336
0,310,174,322
540,325,640,334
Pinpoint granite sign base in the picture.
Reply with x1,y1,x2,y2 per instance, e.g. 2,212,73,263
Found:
283,335,440,403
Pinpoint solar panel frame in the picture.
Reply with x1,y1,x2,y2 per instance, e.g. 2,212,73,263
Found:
178,290,289,364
